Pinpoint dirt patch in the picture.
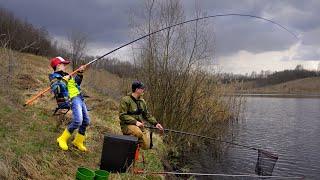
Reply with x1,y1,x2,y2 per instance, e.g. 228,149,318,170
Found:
15,74,41,90
87,98,118,113
0,160,10,180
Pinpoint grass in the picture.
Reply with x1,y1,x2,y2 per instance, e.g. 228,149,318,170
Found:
0,51,166,179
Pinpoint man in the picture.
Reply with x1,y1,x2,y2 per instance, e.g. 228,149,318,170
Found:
119,80,163,149
49,57,90,152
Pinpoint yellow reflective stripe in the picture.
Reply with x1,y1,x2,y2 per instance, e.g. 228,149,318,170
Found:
67,78,80,98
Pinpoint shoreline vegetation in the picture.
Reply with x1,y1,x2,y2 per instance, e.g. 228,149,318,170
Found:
128,0,247,175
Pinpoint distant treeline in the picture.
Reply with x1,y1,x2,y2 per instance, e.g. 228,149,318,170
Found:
0,6,138,73
221,65,319,87
87,57,320,88
0,7,61,56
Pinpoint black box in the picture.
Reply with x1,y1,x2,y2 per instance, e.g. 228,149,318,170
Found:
100,134,138,173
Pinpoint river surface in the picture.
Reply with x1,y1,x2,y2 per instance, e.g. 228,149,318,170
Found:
189,96,320,179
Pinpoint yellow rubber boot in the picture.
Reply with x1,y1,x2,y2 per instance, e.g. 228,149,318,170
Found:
56,129,71,151
72,133,87,152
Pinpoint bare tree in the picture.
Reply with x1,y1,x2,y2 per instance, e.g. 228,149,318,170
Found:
0,33,25,96
67,30,88,70
295,64,304,71
130,0,245,152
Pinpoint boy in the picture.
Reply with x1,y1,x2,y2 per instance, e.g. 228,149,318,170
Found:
49,57,90,152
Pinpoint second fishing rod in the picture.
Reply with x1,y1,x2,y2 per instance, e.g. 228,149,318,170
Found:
146,125,269,152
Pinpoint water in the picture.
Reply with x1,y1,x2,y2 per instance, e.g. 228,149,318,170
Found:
189,97,320,179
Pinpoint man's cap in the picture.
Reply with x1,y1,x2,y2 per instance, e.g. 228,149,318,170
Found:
132,80,145,92
50,57,70,68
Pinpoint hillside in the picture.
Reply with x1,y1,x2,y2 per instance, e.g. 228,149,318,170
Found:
240,77,320,95
0,50,165,179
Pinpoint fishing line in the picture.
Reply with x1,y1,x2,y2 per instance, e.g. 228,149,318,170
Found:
134,170,304,179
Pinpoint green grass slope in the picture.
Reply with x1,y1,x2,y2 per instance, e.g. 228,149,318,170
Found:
0,51,165,180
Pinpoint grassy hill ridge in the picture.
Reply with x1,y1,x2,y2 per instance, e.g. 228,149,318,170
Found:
240,77,320,95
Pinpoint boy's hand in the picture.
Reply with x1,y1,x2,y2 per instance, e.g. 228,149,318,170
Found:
63,75,70,81
78,65,86,73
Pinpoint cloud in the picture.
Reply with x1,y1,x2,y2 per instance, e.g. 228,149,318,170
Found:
217,43,319,74
262,0,320,32
213,17,296,57
87,42,134,62
181,0,299,56
1,0,319,73
1,0,300,55
301,27,320,46
278,42,320,61
291,44,320,61
1,0,142,44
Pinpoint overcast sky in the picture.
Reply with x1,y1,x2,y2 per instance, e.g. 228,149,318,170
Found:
1,0,320,74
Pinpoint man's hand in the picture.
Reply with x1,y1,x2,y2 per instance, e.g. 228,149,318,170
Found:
155,123,164,131
136,121,144,127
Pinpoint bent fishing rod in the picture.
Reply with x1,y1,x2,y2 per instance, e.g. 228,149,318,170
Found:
24,13,298,106
134,170,303,179
145,126,262,151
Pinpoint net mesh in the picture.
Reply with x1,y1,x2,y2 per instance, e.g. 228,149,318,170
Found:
255,149,278,176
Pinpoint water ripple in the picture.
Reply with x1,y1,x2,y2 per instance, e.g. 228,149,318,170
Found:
191,97,320,179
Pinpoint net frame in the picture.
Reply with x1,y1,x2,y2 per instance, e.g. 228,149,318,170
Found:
255,149,279,176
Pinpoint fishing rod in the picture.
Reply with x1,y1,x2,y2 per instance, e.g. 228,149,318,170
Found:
134,170,304,179
24,13,298,106
146,126,261,151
